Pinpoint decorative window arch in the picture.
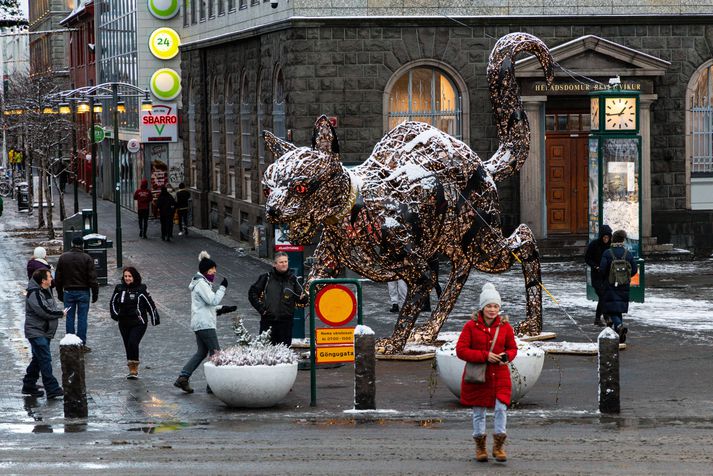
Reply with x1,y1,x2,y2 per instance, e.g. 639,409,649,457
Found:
685,60,713,210
383,60,469,142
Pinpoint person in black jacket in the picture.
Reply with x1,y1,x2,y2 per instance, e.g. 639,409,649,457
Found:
109,267,159,379
55,236,99,351
248,252,308,347
22,268,67,399
175,183,191,236
599,229,638,344
156,186,176,242
584,224,612,327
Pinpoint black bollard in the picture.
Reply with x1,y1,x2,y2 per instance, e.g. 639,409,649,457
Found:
60,335,88,418
354,326,376,410
597,327,620,414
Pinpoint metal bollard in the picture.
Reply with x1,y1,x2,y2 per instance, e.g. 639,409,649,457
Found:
60,334,88,418
597,327,620,414
354,325,376,410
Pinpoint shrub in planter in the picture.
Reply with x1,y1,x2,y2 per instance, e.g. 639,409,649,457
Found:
204,317,299,408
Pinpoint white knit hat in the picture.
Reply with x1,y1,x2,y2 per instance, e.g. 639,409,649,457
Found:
33,247,47,260
479,283,502,310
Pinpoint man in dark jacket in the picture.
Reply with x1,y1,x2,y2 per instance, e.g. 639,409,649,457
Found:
599,229,638,344
156,186,176,242
248,252,308,347
585,224,612,326
133,179,152,238
22,268,66,399
55,236,99,351
175,182,191,236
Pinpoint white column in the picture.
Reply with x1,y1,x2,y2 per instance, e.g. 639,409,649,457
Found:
520,96,547,238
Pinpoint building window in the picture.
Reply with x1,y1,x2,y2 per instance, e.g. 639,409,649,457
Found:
188,81,198,189
210,78,222,193
273,66,286,140
239,0,247,9
218,0,224,15
225,75,237,197
386,65,463,140
228,0,235,11
240,72,252,203
686,60,713,210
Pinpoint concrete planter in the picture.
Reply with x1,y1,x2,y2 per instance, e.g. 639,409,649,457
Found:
435,339,545,404
203,361,298,408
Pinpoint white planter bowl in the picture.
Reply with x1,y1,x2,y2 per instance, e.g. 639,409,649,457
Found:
435,339,545,404
203,361,298,408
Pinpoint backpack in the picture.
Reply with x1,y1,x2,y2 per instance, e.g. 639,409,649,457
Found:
607,249,631,287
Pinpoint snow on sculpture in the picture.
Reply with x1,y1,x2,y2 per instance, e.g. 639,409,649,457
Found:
262,33,555,354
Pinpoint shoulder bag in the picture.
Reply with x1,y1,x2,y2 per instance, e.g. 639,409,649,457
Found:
464,324,500,384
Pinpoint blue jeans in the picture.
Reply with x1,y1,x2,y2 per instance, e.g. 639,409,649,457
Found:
64,289,90,345
608,313,623,329
180,329,220,378
472,399,508,436
23,337,62,394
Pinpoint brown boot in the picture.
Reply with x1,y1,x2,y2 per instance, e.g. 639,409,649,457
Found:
127,360,139,380
473,435,488,462
492,433,507,462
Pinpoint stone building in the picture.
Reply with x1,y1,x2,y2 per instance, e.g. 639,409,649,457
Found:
179,2,713,254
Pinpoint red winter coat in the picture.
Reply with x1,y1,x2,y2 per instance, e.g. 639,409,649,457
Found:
456,313,517,408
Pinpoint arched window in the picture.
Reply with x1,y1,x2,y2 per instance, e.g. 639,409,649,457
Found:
273,66,286,140
210,77,222,193
256,68,266,205
240,72,252,203
686,61,713,210
188,80,198,189
225,74,237,197
385,63,466,141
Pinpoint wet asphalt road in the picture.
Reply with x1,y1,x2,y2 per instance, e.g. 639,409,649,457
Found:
1,190,712,474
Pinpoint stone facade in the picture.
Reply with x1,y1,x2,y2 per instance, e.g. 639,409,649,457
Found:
181,16,713,254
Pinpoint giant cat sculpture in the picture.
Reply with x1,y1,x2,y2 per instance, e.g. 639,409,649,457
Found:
262,33,555,354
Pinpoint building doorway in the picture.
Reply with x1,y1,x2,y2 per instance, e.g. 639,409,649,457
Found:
545,105,591,235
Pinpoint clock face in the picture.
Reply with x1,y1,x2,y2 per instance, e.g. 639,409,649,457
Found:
590,97,599,131
604,97,636,131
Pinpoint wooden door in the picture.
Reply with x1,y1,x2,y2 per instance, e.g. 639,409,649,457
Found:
546,135,589,234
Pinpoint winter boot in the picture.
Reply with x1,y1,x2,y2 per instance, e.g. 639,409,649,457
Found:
492,433,508,462
173,375,194,394
473,435,488,462
389,304,399,313
21,385,44,397
617,325,628,344
594,315,604,327
127,360,139,379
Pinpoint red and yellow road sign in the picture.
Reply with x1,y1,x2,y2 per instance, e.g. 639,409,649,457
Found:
315,284,357,327
315,327,355,345
316,345,355,364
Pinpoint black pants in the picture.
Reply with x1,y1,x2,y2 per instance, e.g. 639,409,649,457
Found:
593,280,606,319
177,208,189,233
160,216,174,240
119,321,147,361
138,209,149,237
260,318,293,347
180,329,220,378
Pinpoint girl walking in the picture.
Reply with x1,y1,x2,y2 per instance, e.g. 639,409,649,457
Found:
109,267,160,379
456,283,518,463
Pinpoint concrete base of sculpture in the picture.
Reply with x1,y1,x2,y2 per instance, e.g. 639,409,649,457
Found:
204,362,298,408
435,339,545,404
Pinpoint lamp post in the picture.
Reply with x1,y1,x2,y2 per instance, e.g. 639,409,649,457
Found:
72,104,79,214
90,96,98,233
111,83,123,268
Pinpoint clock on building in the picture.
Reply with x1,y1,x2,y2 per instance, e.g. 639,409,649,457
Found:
590,97,599,130
604,96,637,130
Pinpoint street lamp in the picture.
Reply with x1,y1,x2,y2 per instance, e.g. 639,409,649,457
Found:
57,100,79,213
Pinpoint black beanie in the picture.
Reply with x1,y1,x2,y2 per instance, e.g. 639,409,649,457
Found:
198,250,216,274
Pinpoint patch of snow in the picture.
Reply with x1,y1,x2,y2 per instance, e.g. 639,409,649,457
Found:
60,334,83,346
354,325,374,336
382,217,400,228
343,409,399,414
597,327,618,340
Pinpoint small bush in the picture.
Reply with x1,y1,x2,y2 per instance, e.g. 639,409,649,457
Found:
209,316,297,367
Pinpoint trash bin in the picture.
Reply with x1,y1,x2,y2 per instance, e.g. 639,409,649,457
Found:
62,212,86,252
83,233,113,286
16,182,29,212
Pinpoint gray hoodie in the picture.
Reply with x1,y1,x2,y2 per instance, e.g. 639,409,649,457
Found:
25,279,63,339
188,272,226,331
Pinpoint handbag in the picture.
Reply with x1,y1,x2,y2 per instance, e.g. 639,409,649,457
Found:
464,325,500,384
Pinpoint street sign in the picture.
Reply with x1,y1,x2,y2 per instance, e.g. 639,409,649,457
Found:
148,0,180,20
314,284,357,327
149,27,181,60
150,68,181,101
127,138,141,153
315,345,355,364
315,327,355,345
89,125,105,143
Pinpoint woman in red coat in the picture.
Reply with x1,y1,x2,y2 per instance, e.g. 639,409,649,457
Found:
456,282,517,463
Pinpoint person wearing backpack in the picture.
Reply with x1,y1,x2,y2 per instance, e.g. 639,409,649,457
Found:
599,229,638,343
585,224,612,327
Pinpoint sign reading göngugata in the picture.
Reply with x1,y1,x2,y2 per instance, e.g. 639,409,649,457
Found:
140,103,178,142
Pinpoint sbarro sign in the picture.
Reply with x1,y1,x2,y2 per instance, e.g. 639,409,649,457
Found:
140,103,178,142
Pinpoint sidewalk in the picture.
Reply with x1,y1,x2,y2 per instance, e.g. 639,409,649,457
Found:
1,188,713,424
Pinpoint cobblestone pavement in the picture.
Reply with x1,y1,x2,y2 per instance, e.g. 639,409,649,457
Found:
1,190,712,474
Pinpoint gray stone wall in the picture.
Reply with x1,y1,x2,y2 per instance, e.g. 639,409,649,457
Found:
182,18,713,247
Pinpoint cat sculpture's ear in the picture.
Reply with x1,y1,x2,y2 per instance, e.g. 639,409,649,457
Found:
311,114,340,155
263,130,297,157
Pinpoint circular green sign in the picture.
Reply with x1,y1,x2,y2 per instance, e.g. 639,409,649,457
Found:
148,0,179,20
89,125,105,143
149,27,181,60
150,68,182,101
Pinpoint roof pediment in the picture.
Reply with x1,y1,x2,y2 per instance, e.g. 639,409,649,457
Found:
516,35,670,78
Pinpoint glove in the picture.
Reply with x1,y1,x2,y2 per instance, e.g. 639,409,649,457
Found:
216,305,237,316
220,277,228,288
91,291,98,303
